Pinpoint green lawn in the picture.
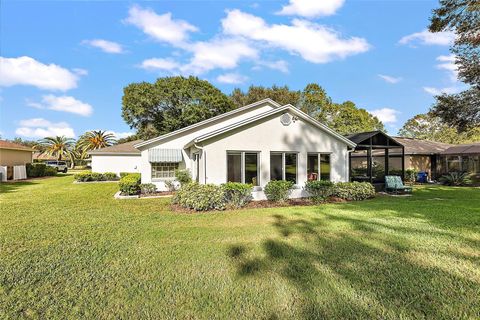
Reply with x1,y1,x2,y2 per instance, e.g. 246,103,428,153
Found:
1,175,479,319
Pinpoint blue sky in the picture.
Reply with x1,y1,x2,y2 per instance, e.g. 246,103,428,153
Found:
0,0,463,140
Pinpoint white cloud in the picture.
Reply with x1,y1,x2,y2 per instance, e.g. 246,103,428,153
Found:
0,56,80,91
82,39,124,54
125,5,198,46
27,95,93,117
255,60,289,73
222,10,370,64
378,74,402,84
140,58,181,72
72,68,88,76
140,38,258,75
16,118,75,138
216,73,248,84
398,29,455,46
106,131,134,139
423,86,462,95
277,0,345,18
369,108,400,124
436,54,458,82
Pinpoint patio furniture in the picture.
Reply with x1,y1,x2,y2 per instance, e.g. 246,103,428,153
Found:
385,175,412,194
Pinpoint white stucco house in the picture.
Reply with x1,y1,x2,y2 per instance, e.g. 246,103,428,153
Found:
91,99,357,199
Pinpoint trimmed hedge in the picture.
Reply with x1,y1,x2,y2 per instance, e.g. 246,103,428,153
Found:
264,180,294,202
73,172,119,182
305,180,334,203
173,183,226,211
26,163,57,178
332,182,375,201
119,173,142,195
222,182,253,208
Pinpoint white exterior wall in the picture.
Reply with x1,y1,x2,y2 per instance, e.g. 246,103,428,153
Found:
91,155,141,175
139,102,276,190
201,111,349,198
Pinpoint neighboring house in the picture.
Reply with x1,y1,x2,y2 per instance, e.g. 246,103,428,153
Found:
129,99,356,199
88,140,143,175
392,137,453,179
33,152,57,162
0,140,34,180
440,143,480,175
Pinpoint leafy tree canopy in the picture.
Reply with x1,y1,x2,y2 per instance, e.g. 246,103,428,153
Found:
397,112,480,144
429,0,480,131
122,76,235,139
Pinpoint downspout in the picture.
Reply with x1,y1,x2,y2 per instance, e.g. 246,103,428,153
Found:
347,148,354,182
193,141,206,184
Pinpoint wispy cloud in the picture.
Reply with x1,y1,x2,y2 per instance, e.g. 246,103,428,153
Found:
277,0,345,18
399,29,454,46
82,39,124,54
369,108,400,124
216,73,248,84
378,74,402,84
16,118,75,138
27,95,93,117
0,56,80,91
423,86,462,96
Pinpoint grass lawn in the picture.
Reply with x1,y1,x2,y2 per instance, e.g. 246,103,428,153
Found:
1,175,479,319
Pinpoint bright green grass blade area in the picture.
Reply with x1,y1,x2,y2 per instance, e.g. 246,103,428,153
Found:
1,175,479,319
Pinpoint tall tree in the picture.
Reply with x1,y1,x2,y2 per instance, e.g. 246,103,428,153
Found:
78,130,116,151
230,85,300,109
398,112,480,143
429,0,480,131
298,83,332,117
39,136,75,161
122,76,235,139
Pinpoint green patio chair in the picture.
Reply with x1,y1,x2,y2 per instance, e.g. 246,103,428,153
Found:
385,175,413,194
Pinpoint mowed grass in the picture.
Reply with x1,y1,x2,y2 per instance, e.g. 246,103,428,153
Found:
1,175,479,319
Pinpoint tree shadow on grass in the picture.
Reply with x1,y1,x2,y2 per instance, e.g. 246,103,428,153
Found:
227,211,480,319
0,180,38,194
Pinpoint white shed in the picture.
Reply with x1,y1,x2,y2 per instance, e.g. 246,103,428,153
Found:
89,140,142,175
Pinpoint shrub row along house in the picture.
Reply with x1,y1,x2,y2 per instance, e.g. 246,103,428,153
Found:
89,99,480,197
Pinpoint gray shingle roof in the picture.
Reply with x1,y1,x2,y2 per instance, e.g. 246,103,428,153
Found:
441,143,480,155
88,140,143,155
392,137,453,155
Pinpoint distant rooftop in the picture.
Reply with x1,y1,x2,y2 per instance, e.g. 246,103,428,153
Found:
441,143,480,155
392,136,453,155
88,140,143,155
0,140,34,152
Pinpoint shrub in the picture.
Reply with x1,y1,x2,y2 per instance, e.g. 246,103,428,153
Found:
405,169,418,183
26,163,57,178
164,180,177,192
140,183,157,195
90,172,104,181
73,171,92,182
439,172,472,186
120,172,136,178
222,182,253,208
332,182,375,201
103,172,119,181
264,180,294,202
175,169,192,185
119,173,141,195
305,180,334,203
173,182,226,211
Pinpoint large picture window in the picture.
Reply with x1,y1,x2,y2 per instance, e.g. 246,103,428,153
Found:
270,152,297,183
227,151,259,185
307,153,331,181
151,162,179,179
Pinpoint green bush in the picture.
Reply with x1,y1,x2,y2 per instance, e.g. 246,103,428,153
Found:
90,172,104,181
73,171,92,182
222,182,253,208
164,180,176,192
305,180,334,203
175,169,192,185
439,172,472,186
405,169,417,183
264,180,294,202
119,173,142,196
103,172,119,181
120,172,136,178
140,183,157,195
173,183,226,211
332,182,375,201
26,163,57,178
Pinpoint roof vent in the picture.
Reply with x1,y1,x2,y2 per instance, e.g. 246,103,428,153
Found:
280,113,292,126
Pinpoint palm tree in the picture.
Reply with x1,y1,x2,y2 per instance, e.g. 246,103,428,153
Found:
39,136,75,161
78,130,116,152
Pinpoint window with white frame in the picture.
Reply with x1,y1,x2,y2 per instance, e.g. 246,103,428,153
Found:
270,152,297,183
307,153,331,181
151,162,179,179
227,151,259,185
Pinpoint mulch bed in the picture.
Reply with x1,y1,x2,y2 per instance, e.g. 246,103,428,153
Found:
170,196,348,213
139,191,175,198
